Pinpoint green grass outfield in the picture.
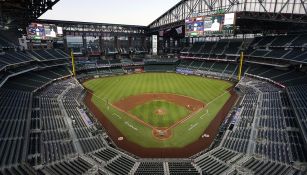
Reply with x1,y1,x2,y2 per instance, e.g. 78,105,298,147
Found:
83,73,233,148
130,100,190,128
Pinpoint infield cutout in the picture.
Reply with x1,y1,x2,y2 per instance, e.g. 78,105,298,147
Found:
113,93,206,140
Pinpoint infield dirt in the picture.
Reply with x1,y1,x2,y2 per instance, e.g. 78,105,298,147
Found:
84,87,238,158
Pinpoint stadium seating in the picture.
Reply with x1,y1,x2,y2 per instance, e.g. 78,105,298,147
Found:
0,35,306,175
287,85,307,144
0,51,34,70
0,164,36,175
240,157,303,175
39,157,94,175
135,162,164,175
168,162,199,175
182,34,307,64
0,34,17,49
0,89,32,167
105,156,135,175
2,66,71,91
27,49,69,61
1,64,306,174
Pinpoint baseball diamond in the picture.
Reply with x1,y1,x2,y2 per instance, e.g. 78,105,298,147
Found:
83,73,235,155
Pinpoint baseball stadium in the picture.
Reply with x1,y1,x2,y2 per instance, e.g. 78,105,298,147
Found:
0,0,307,174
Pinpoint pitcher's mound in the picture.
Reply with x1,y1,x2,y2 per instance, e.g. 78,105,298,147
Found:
155,108,167,116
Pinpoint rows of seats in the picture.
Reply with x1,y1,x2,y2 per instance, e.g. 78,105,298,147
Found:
61,84,107,154
79,137,105,153
56,69,306,174
2,66,71,91
221,93,259,153
0,49,69,88
255,91,306,163
234,78,306,163
135,162,164,175
144,64,177,72
180,39,242,60
110,67,125,74
105,156,135,175
177,59,238,80
287,85,307,144
0,164,36,175
92,148,118,162
40,157,93,175
0,89,31,167
27,80,79,166
182,34,307,64
0,49,69,73
42,141,76,163
39,95,76,164
246,34,307,63
62,87,88,128
241,157,302,175
104,47,147,55
251,34,307,48
74,128,93,138
27,49,69,61
0,51,34,70
168,162,199,175
245,64,307,86
0,35,16,49
195,156,229,175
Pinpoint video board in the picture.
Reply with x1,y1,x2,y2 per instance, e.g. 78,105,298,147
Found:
27,23,63,40
185,13,236,37
204,13,235,36
185,16,205,37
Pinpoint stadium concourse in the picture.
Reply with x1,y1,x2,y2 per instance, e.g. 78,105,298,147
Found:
1,0,307,175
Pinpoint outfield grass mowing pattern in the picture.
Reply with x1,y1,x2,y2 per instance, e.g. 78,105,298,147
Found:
84,73,233,148
130,100,190,128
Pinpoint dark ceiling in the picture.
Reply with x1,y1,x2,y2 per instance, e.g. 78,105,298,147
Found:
0,0,59,30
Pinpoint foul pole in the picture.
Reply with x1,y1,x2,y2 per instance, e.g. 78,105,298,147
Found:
238,51,244,81
71,49,76,76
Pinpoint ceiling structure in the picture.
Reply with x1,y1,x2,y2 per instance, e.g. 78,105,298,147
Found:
0,0,59,30
1,0,307,35
148,0,307,33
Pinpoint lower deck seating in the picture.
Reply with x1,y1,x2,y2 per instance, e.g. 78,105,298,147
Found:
241,157,302,175
93,148,118,162
40,157,93,175
0,164,36,175
168,162,199,175
105,156,135,175
0,89,31,167
135,162,164,175
196,156,229,175
144,64,177,72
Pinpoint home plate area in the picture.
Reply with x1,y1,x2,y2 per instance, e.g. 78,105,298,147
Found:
113,93,205,140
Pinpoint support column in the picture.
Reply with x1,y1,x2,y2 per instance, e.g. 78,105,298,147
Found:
82,34,87,55
128,36,132,48
63,35,68,53
114,36,118,49
99,36,103,54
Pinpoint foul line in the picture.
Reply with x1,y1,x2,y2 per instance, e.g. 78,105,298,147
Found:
85,88,230,133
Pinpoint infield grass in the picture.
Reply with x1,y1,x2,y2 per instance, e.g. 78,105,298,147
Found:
83,73,233,148
130,100,190,128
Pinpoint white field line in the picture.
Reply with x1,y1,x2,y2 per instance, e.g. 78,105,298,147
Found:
85,88,231,130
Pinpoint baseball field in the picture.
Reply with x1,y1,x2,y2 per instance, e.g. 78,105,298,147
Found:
83,73,233,148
